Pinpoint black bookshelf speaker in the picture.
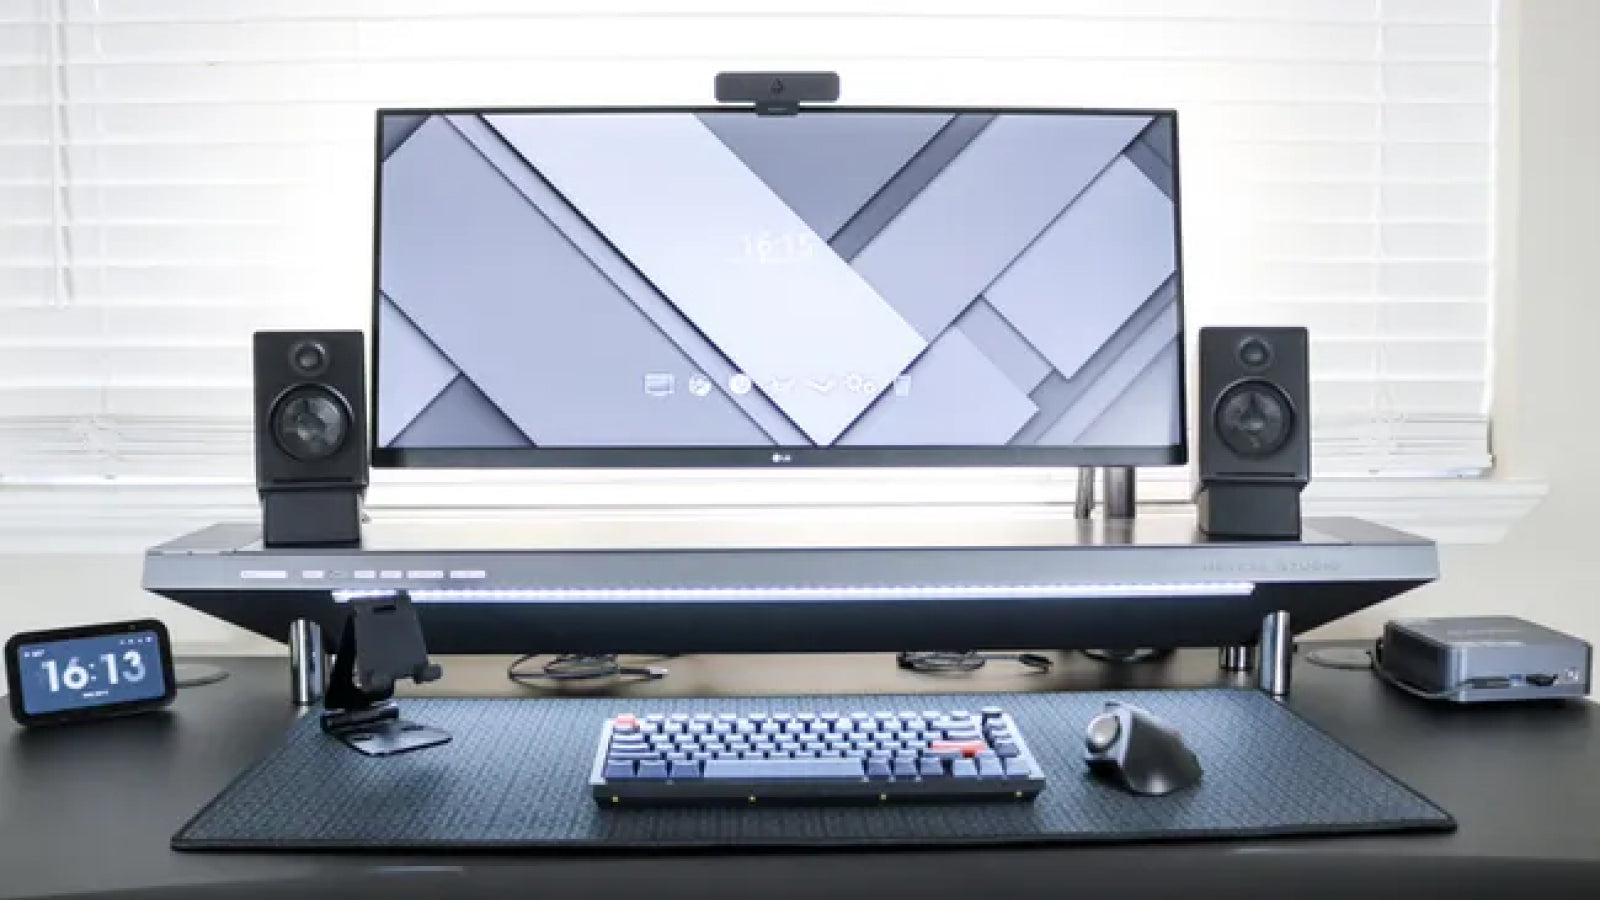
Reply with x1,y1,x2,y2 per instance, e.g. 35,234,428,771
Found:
1194,326,1310,540
253,330,368,547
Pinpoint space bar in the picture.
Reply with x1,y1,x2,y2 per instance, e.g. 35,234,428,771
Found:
702,759,866,780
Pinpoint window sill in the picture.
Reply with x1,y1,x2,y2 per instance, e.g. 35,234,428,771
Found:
0,473,1548,554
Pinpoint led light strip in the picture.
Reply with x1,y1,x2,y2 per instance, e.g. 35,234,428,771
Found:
334,582,1255,604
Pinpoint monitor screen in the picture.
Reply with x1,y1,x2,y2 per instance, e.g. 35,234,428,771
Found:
371,107,1185,468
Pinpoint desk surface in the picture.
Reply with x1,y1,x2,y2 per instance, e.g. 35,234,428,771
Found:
3,647,1599,900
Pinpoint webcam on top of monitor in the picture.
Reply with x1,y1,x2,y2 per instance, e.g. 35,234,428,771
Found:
714,71,840,115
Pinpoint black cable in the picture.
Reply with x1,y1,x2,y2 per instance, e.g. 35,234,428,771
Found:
896,651,1053,674
1364,638,1468,701
507,653,669,685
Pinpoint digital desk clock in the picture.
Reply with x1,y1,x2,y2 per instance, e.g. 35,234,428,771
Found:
5,619,176,727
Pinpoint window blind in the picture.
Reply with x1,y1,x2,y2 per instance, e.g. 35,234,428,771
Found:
0,0,1498,489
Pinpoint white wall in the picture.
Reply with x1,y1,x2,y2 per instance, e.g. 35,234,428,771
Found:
1,0,1595,654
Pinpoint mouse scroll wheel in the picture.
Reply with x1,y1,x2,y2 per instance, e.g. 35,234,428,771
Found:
1085,713,1121,753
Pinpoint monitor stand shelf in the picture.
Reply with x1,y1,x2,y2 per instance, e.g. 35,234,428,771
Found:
144,515,1436,700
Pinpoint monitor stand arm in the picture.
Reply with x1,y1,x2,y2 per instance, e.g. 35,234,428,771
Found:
1074,466,1138,521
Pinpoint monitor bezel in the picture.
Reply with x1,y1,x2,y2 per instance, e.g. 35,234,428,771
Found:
368,104,1188,470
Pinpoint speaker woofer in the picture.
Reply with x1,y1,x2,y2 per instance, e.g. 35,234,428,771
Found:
271,386,350,461
1214,379,1293,458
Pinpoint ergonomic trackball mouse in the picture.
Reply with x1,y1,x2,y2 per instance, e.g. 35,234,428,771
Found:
1082,701,1203,796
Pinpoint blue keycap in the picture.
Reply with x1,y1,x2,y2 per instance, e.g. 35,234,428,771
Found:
670,760,701,779
740,750,764,760
919,757,945,777
809,721,830,734
760,722,781,735
897,710,917,720
952,759,978,779
895,749,918,759
804,741,827,752
867,759,892,778
950,710,970,719
748,713,768,723
874,711,895,721
850,713,873,724
869,749,891,759
669,713,690,723
644,713,666,723
828,741,852,751
944,729,983,742
853,740,876,751
975,749,999,762
736,721,756,735
920,710,942,720
846,749,867,759
883,742,903,752
603,760,635,780
769,750,792,759
606,750,658,761
819,712,841,723
692,751,712,762
796,712,816,722
978,758,1005,778
702,758,866,780
717,713,739,722
667,751,688,762
892,759,917,778
773,712,793,723
926,748,961,761
716,751,739,760
785,722,807,735
637,760,669,779
689,723,708,735
795,750,817,759
981,706,1005,720
821,750,843,758
712,722,732,735
692,713,714,722
755,742,776,752
1003,758,1032,777
896,731,918,743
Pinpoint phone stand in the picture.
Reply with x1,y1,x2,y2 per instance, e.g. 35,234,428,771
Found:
320,591,450,757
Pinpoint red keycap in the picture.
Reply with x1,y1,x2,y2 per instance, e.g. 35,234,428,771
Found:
614,714,638,727
929,740,987,758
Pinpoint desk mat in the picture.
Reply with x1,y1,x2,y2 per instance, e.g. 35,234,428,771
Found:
172,689,1453,851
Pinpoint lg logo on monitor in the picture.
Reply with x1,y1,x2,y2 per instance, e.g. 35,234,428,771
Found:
770,453,792,464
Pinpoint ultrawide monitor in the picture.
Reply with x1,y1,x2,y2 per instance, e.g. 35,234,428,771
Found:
371,107,1186,468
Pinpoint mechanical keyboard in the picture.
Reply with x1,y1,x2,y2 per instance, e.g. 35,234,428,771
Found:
590,706,1047,804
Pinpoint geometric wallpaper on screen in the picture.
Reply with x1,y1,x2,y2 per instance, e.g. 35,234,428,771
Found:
376,110,1181,449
